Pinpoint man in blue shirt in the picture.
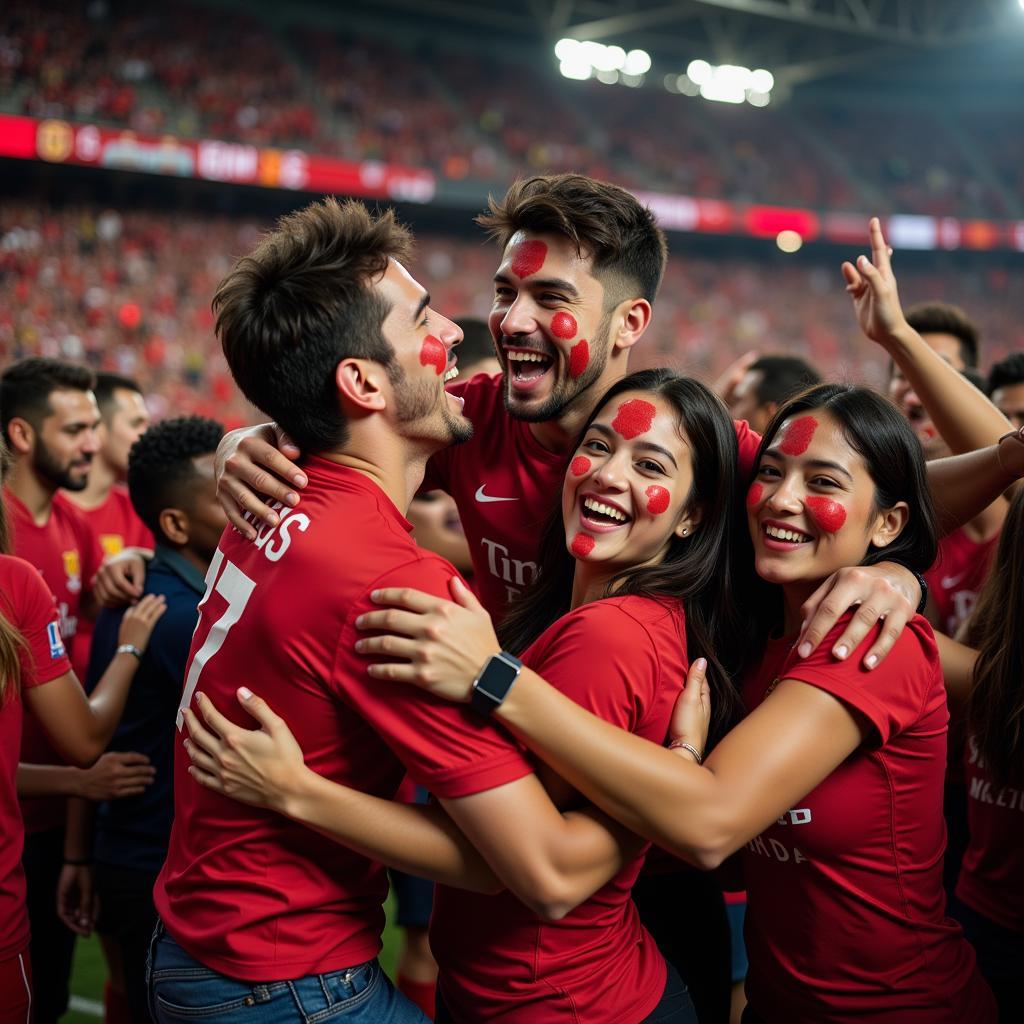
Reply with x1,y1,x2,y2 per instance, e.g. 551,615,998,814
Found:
77,416,226,1024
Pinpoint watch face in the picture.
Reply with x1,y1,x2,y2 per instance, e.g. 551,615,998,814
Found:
472,653,522,711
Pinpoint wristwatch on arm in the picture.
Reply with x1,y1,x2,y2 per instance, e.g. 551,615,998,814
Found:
470,652,523,716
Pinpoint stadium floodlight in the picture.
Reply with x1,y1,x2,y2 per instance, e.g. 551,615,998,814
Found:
680,59,774,107
555,39,649,86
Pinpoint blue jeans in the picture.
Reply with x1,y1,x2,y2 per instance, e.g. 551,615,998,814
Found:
147,921,429,1023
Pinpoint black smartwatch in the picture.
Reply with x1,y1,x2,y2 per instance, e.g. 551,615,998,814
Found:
470,652,522,716
908,568,928,615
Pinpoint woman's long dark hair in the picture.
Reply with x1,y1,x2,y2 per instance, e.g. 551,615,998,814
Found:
498,368,744,742
0,438,28,703
738,383,939,650
964,486,1024,786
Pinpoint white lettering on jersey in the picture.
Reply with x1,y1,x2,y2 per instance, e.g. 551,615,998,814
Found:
746,833,809,864
775,808,812,826
252,503,310,563
480,536,538,594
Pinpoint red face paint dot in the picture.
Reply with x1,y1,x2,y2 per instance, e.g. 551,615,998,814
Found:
510,240,547,280
746,483,764,508
419,335,446,375
806,497,847,534
645,485,670,515
568,339,589,380
571,533,595,558
779,415,818,456
551,312,577,340
570,456,591,477
611,399,656,440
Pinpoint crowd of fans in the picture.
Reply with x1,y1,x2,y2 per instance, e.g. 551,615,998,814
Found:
1,199,1020,429
2,1,1018,217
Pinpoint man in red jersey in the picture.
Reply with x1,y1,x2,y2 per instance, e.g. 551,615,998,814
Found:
151,198,652,1023
0,358,105,1024
65,373,154,676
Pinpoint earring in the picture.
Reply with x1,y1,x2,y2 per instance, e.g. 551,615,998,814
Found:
681,528,688,536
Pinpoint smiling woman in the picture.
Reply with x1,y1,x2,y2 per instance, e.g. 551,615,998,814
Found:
182,368,743,1024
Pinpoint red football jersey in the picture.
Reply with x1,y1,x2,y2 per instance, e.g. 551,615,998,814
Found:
924,527,999,637
5,487,103,833
425,373,762,620
432,595,686,1022
0,556,71,960
740,614,994,1023
69,484,154,676
154,458,533,982
955,735,1024,932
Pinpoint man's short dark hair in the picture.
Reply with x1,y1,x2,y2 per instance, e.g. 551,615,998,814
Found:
904,302,980,369
93,373,143,423
478,174,668,305
0,358,96,445
212,197,414,453
988,352,1024,393
748,355,821,407
127,416,224,541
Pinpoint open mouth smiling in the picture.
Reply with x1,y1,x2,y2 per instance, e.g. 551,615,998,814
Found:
581,494,632,529
762,522,812,545
504,347,555,384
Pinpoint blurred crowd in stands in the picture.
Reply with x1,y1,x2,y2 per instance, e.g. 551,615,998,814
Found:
1,200,1020,428
2,1,1021,218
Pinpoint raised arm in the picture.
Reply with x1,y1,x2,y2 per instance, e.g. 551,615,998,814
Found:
844,217,1011,456
185,688,643,921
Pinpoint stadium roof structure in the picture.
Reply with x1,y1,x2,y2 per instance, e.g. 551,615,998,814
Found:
292,0,1024,100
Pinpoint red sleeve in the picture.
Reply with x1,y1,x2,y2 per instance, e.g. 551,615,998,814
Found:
733,419,762,479
525,602,667,731
2,557,72,687
330,555,534,800
779,614,937,744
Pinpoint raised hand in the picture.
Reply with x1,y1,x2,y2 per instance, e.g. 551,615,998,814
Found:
355,577,501,700
840,217,907,349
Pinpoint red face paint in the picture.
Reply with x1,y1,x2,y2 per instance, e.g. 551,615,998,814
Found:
551,312,577,339
510,240,547,279
746,482,764,508
570,456,591,477
611,399,656,440
419,335,446,375
571,533,595,558
806,497,847,533
645,485,670,515
569,339,589,379
779,415,818,456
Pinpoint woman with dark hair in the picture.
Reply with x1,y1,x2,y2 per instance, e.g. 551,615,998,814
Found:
183,368,742,1024
325,380,995,1023
0,445,165,1024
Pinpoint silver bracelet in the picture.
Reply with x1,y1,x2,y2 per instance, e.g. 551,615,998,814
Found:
667,739,703,764
116,643,144,661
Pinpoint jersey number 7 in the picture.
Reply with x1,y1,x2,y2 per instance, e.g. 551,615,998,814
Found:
176,548,257,729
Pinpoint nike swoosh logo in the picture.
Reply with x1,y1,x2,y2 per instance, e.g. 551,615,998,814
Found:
475,485,518,503
941,573,967,590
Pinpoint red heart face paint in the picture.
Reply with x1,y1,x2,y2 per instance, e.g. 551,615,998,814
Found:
779,415,818,456
551,312,577,339
570,455,591,477
746,482,764,508
419,335,446,375
611,399,656,440
569,339,589,379
571,533,595,558
510,240,547,280
805,497,847,533
645,485,670,515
